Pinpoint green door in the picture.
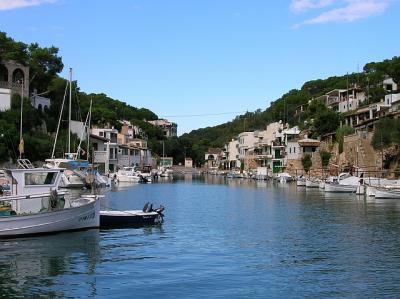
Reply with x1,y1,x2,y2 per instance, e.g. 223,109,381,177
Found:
273,161,281,174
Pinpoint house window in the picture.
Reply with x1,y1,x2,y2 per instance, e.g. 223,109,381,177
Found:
99,132,103,137
289,148,291,154
294,147,296,153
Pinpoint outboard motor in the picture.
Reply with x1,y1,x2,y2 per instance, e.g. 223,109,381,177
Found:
142,202,149,212
146,203,153,213
155,205,165,222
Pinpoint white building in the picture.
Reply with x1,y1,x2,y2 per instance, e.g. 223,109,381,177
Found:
0,88,11,111
30,92,51,110
91,128,119,173
226,139,240,169
185,158,193,168
283,126,301,161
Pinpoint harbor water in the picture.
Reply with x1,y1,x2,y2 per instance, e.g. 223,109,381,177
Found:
1,175,400,298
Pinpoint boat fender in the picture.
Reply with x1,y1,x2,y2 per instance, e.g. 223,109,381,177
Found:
50,189,58,210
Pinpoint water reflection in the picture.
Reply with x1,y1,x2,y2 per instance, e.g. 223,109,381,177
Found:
0,230,100,298
2,175,400,298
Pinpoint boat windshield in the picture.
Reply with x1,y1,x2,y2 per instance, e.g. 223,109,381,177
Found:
25,172,57,185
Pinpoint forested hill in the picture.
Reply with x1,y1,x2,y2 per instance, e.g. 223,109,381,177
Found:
0,32,160,162
179,56,400,164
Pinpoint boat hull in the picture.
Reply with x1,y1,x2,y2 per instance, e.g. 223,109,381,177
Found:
100,210,161,227
0,197,100,237
375,188,400,199
116,175,140,183
306,179,319,188
324,183,357,193
296,180,306,186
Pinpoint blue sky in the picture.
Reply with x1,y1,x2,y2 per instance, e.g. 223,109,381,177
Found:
0,0,399,134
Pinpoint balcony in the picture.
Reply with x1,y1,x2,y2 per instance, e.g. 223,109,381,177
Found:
94,151,108,163
327,96,340,106
256,154,273,160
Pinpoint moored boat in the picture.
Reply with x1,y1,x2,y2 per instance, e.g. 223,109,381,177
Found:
275,172,293,183
374,186,400,199
100,203,165,227
306,178,319,188
0,162,101,237
324,183,358,193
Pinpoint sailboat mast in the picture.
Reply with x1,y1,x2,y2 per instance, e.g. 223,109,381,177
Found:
87,98,92,161
19,78,24,159
68,68,72,153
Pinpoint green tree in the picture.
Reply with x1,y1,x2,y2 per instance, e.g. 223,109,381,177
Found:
336,125,354,154
302,154,312,174
320,151,332,168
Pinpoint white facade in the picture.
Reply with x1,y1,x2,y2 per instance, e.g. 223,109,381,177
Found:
238,132,258,160
227,139,240,169
383,77,398,92
285,141,301,160
0,88,11,111
185,158,193,168
338,89,366,113
30,94,51,110
385,93,400,106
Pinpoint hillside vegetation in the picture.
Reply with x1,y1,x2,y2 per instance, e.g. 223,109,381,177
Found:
0,32,162,163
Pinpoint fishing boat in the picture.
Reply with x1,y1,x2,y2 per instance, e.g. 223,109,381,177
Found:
0,160,101,237
100,203,165,227
275,172,293,183
374,186,400,199
306,178,319,188
296,175,306,186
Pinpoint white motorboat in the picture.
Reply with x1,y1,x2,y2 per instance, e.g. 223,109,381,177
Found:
306,178,319,188
115,167,141,183
44,154,88,188
0,161,100,237
276,172,293,183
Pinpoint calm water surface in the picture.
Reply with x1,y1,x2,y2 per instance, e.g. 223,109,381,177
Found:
1,175,400,298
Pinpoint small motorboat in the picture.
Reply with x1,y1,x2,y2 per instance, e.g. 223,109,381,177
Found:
100,203,165,228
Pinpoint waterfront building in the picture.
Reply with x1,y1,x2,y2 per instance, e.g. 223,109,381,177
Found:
148,119,177,138
185,158,193,168
90,133,110,173
205,148,223,169
238,132,259,170
117,145,141,168
91,128,119,173
253,122,284,175
226,139,240,170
